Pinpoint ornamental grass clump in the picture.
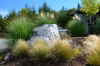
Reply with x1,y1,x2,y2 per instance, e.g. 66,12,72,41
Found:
12,39,29,57
6,17,36,44
67,19,85,36
50,39,80,60
83,35,100,66
29,38,48,61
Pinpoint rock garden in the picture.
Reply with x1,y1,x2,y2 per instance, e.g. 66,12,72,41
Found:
0,16,100,66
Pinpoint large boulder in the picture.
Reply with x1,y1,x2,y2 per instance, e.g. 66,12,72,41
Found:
28,24,60,45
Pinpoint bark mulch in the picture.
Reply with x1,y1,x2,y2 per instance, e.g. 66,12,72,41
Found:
1,37,88,66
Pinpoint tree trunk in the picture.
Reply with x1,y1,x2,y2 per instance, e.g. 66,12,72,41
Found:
90,16,93,34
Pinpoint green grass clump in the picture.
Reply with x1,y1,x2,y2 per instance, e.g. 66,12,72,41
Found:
84,35,100,66
6,17,36,41
50,39,80,60
12,39,29,57
6,17,36,47
29,38,48,61
67,19,85,36
36,16,56,27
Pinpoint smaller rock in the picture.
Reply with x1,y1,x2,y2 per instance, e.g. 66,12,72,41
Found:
4,53,10,61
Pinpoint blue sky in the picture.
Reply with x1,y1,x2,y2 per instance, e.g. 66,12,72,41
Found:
0,0,81,17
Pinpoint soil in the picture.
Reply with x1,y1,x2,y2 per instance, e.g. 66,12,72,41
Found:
0,37,88,66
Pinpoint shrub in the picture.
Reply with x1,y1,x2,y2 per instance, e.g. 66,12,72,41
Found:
6,17,36,45
57,8,76,28
83,35,100,65
67,19,85,36
93,18,100,33
12,39,29,57
50,39,80,60
36,16,56,27
59,32,72,40
29,38,48,61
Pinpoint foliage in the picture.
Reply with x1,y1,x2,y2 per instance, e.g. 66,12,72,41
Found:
83,35,100,66
6,17,36,43
59,32,72,40
29,38,48,61
93,17,100,33
57,8,76,28
4,9,17,24
81,0,100,17
38,2,51,14
51,10,59,21
0,15,5,31
18,5,37,20
67,19,85,36
18,9,28,17
12,39,29,57
50,39,80,60
81,0,100,33
36,16,56,27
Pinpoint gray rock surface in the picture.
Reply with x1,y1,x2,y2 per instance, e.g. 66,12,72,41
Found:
0,39,9,52
28,24,60,45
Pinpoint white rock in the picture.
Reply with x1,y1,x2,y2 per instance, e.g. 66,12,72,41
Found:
28,24,60,45
4,53,10,61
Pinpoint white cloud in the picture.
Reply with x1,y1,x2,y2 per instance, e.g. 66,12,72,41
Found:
0,11,9,17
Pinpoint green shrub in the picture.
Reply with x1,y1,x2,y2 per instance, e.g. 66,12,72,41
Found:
6,17,36,41
12,39,29,57
29,38,48,61
93,18,100,33
84,35,100,66
36,16,56,27
67,19,85,36
50,39,80,60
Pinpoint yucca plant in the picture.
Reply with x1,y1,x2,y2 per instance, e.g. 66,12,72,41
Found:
12,39,29,57
50,39,80,60
29,38,48,61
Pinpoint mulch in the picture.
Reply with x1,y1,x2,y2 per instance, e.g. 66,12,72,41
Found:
1,37,89,66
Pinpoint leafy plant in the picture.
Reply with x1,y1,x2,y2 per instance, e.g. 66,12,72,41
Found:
6,17,36,46
29,38,48,61
12,39,29,57
67,19,85,36
50,39,80,60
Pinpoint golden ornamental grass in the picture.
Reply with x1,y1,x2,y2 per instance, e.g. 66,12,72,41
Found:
12,39,29,56
29,38,48,61
83,35,100,66
50,39,80,60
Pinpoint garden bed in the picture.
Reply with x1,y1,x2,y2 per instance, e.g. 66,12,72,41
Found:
1,37,88,66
